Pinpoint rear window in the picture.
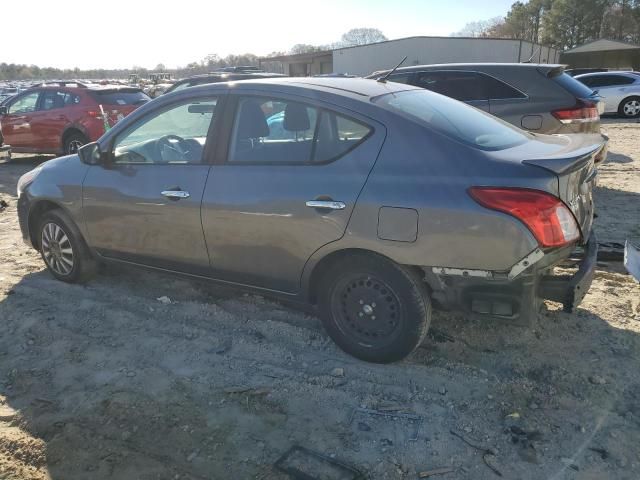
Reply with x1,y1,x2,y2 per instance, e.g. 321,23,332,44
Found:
552,73,595,98
90,89,150,106
374,89,528,151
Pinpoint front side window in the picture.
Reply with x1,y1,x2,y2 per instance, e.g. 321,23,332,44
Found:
8,92,40,114
228,96,372,164
375,89,528,151
113,97,217,164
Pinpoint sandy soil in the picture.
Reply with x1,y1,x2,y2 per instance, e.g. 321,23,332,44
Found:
0,123,639,480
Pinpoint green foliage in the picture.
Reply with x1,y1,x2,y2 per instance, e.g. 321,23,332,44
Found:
457,0,640,49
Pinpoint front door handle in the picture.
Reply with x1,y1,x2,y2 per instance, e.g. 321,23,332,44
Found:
305,200,346,210
161,190,190,200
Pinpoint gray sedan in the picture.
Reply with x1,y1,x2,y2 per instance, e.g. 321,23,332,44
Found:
16,78,603,363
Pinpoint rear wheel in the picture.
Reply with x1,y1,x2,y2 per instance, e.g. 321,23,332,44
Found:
38,209,96,283
618,97,640,118
318,253,431,363
63,131,88,155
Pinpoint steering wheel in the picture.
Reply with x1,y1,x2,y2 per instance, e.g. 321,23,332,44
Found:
156,134,189,162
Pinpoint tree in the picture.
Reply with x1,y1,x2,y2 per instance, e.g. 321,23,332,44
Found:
154,63,166,71
340,28,388,46
289,44,324,54
451,17,504,37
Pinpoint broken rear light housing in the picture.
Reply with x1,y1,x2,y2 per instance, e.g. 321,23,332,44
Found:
551,100,599,124
468,187,580,248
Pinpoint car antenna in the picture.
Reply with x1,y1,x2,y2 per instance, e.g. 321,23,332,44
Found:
523,46,540,63
377,56,408,83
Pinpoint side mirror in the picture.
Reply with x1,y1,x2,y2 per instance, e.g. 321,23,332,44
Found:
0,106,8,116
78,142,106,165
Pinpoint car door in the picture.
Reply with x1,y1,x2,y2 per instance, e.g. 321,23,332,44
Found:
31,89,74,150
595,75,637,113
411,70,490,111
82,95,221,272
201,94,386,293
1,91,41,148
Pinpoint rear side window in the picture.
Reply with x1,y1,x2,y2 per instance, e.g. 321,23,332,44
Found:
484,75,526,100
375,89,528,150
553,73,595,98
41,90,80,110
228,96,372,164
414,71,487,102
90,89,149,106
579,74,636,87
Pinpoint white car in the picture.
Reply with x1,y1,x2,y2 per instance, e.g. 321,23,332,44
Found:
575,71,640,118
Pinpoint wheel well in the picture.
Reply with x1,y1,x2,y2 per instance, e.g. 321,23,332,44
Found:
306,248,426,304
28,201,62,250
61,128,86,148
619,95,640,106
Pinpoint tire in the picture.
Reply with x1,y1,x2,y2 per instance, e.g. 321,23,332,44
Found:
38,209,96,283
618,97,640,118
63,131,88,155
318,253,431,363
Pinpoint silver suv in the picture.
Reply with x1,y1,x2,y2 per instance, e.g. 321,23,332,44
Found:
17,78,603,363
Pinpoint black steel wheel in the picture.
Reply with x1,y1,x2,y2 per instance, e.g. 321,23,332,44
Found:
318,253,431,363
38,209,96,283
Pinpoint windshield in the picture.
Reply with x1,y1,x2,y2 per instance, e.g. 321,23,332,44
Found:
374,89,529,150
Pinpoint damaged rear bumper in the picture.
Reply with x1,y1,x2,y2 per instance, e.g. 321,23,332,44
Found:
538,232,597,312
425,232,598,322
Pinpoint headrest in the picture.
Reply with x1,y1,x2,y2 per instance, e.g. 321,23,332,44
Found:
237,101,269,138
283,103,311,132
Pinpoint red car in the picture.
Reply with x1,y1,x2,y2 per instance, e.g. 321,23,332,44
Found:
0,82,149,155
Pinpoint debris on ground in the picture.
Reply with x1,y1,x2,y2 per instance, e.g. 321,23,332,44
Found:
418,467,456,477
274,446,366,480
156,295,172,304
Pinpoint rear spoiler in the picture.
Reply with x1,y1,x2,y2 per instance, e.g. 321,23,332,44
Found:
537,64,567,78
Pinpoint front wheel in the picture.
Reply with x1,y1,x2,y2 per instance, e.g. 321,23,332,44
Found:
618,97,640,118
38,209,96,283
318,254,431,363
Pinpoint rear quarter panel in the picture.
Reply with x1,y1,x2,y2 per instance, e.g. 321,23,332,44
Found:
305,115,557,278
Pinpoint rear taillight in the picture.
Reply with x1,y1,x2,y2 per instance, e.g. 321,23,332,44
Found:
551,100,599,124
468,187,580,248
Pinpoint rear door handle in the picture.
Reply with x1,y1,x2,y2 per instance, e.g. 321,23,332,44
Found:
306,200,346,210
161,190,190,200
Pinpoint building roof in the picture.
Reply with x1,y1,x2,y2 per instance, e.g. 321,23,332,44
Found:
564,39,640,54
260,50,333,62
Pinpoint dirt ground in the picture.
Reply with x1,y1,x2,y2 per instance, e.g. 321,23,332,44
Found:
0,120,639,480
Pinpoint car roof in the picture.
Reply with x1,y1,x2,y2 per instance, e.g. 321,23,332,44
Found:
574,71,639,78
371,63,564,75
193,76,421,100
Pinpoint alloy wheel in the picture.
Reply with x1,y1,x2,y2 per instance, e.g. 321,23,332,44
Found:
623,100,640,117
41,222,74,276
67,139,84,154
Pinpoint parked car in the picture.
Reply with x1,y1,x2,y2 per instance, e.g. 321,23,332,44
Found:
0,82,149,155
565,68,609,77
163,72,286,95
16,78,602,363
574,71,640,118
366,63,605,136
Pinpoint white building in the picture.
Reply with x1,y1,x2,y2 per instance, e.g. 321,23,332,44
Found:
260,36,560,77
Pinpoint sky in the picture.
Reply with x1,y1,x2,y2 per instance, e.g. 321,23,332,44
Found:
2,0,516,70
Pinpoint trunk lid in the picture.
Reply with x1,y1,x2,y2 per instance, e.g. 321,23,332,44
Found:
520,134,604,240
